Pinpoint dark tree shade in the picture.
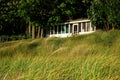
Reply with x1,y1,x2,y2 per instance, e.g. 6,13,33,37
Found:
88,0,120,30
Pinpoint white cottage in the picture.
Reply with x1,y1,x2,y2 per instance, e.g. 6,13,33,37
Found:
46,19,96,37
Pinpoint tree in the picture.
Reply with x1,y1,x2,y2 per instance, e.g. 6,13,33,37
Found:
88,0,120,31
48,0,90,23
0,0,92,38
0,0,26,35
107,0,120,29
17,0,53,38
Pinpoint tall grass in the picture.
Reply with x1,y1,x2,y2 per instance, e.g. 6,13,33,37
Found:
0,30,120,80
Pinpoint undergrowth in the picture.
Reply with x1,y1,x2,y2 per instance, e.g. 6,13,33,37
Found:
0,30,120,80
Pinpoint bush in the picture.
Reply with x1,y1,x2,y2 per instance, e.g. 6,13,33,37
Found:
0,35,31,42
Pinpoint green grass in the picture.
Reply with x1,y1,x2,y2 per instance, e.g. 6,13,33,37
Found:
0,30,120,80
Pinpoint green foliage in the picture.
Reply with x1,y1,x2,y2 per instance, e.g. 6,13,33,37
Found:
1,0,120,38
88,0,120,30
0,0,92,36
46,0,89,23
0,0,27,35
0,35,30,42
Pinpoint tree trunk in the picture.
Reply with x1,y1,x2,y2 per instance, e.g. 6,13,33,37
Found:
32,25,35,39
104,22,110,31
37,27,40,38
107,22,109,31
41,28,43,38
112,24,115,30
28,22,31,36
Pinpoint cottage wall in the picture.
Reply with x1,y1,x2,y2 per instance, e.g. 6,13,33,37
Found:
46,19,96,37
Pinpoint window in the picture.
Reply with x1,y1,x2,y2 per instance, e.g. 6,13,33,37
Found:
74,25,77,34
82,22,86,32
87,22,90,31
61,25,65,34
79,23,81,32
70,24,73,33
66,24,69,33
55,26,57,34
58,25,61,34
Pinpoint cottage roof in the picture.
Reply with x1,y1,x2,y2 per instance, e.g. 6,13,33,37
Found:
64,18,90,24
51,18,90,25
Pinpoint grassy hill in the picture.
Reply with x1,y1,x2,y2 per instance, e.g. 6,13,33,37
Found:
0,30,120,80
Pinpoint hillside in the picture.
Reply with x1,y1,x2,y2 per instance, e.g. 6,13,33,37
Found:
0,30,120,80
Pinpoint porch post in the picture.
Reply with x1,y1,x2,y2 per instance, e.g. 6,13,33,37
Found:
90,22,92,31
68,24,70,33
61,25,62,34
85,22,87,32
64,24,66,33
72,24,74,34
81,23,83,32
77,23,79,33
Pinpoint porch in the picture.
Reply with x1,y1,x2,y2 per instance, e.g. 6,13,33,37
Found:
46,19,96,37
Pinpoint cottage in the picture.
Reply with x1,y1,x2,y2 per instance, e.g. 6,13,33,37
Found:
46,19,96,37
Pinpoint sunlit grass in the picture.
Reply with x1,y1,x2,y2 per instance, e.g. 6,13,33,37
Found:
0,30,120,80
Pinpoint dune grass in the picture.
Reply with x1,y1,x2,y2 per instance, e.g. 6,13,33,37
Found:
0,30,120,80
